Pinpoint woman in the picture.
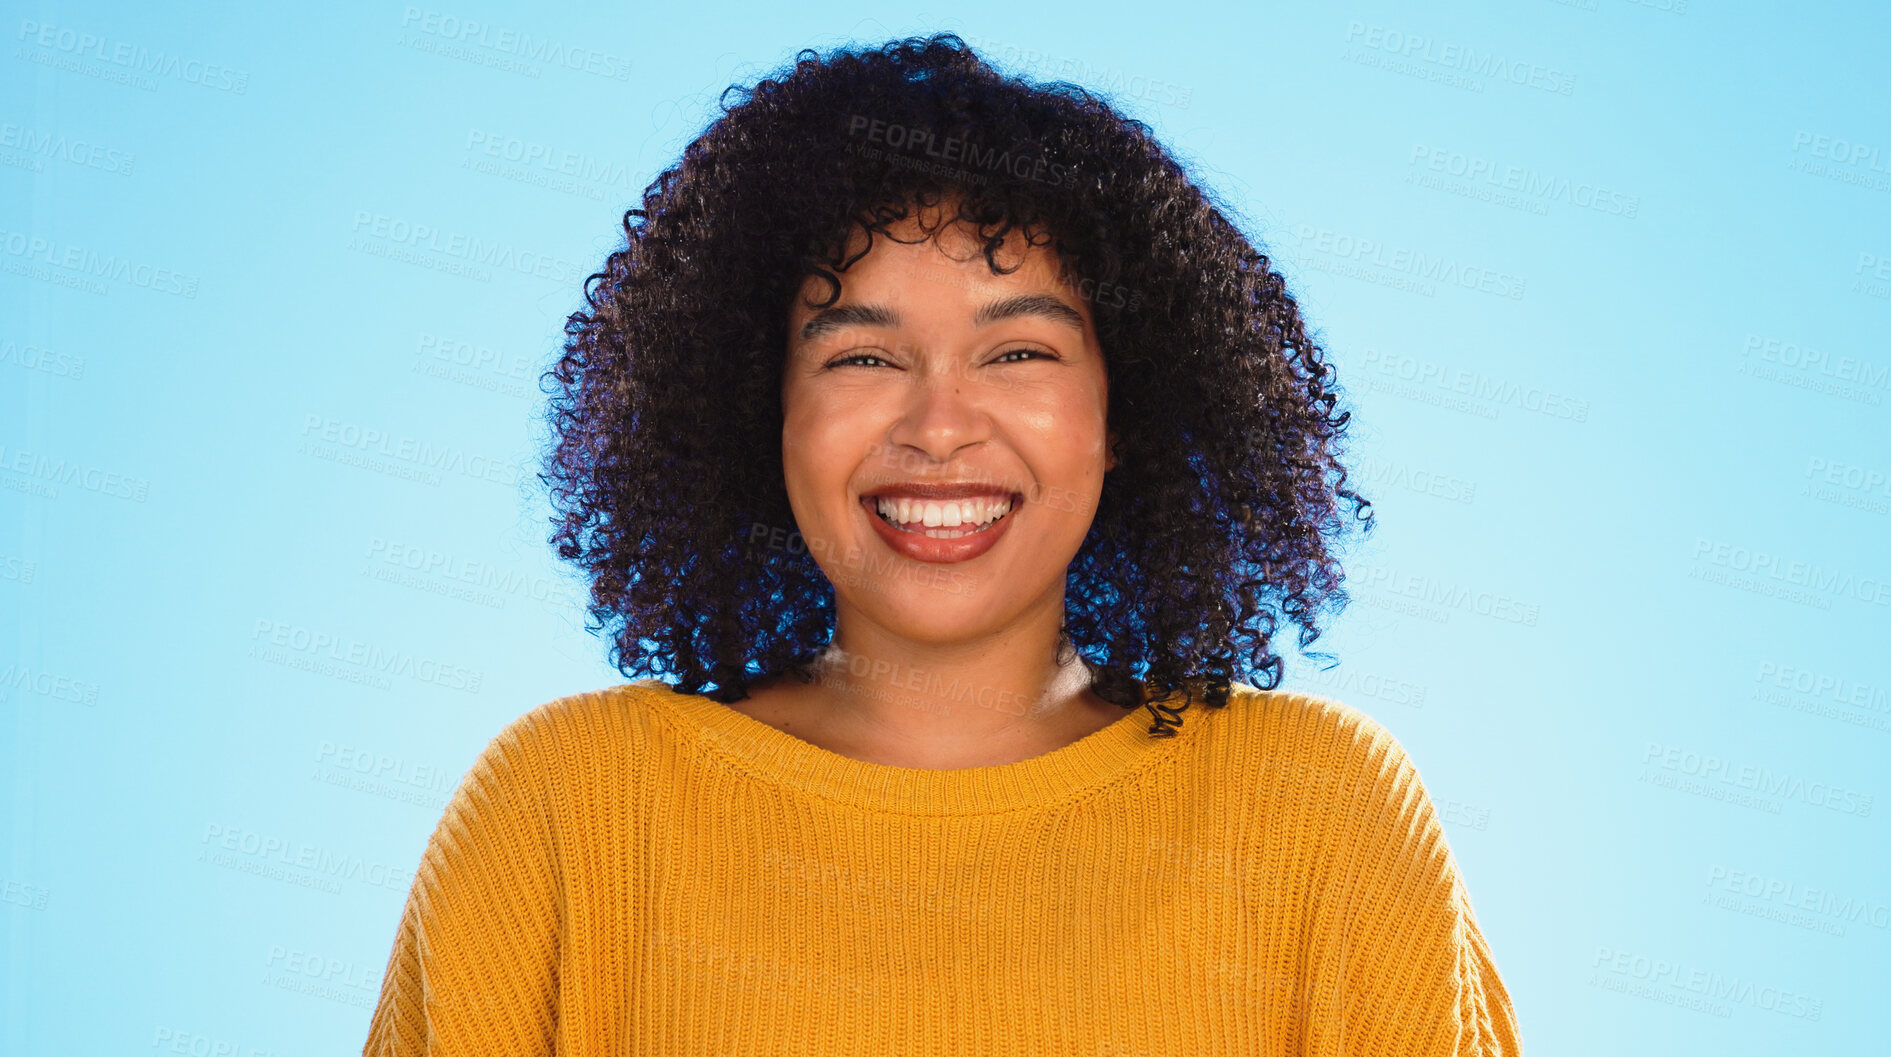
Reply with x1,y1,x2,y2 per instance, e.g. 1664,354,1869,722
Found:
364,33,1522,1056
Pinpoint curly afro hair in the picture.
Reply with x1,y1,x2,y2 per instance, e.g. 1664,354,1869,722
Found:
540,32,1374,737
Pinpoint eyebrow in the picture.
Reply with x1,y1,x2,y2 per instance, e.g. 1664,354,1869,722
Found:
796,293,1087,343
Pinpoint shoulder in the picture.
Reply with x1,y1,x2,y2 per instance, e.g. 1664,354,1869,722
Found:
1219,682,1425,785
1220,690,1519,1049
1224,683,1472,901
1212,683,1439,836
476,679,671,792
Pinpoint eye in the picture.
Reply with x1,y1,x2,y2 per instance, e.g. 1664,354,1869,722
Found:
824,352,894,369
991,347,1059,364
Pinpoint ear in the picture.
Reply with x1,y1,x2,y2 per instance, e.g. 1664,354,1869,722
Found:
1105,429,1121,472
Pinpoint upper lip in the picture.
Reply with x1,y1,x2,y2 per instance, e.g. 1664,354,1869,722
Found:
860,482,1021,501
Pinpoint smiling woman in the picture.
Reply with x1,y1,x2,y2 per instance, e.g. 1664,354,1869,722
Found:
363,31,1523,1057
736,200,1130,768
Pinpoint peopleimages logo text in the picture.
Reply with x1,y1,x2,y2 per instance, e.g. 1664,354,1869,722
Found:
16,20,250,92
398,8,631,80
846,115,1077,189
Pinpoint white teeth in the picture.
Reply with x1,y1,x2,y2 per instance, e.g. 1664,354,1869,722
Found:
873,495,1014,533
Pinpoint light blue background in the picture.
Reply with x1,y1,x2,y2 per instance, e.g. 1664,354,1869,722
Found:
4,1,1887,1052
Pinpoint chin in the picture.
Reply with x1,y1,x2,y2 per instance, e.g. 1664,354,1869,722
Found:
834,574,990,625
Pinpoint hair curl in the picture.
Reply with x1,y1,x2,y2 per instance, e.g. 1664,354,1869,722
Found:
540,32,1374,737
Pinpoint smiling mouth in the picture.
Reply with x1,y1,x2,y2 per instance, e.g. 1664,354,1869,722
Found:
866,494,1018,538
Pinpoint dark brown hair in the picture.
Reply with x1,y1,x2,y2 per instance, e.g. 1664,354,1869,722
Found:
539,32,1374,737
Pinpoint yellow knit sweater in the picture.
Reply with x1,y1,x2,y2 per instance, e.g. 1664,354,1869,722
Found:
362,678,1521,1055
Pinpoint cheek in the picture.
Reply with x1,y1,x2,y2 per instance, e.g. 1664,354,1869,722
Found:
781,399,863,508
1032,388,1110,460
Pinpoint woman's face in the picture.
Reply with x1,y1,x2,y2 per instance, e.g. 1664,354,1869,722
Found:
780,208,1114,644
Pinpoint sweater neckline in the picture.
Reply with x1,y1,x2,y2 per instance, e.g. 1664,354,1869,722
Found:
629,677,1192,816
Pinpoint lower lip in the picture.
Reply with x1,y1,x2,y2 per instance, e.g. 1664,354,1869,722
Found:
862,496,1017,564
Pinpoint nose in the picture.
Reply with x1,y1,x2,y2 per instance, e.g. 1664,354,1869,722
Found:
882,366,992,467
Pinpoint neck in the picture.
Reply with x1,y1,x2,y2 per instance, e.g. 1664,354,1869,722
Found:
785,592,1114,761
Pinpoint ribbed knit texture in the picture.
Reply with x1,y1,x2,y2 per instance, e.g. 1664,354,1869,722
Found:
362,678,1522,1055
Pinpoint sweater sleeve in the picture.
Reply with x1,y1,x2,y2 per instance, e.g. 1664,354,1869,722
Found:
1309,714,1523,1057
362,711,563,1056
